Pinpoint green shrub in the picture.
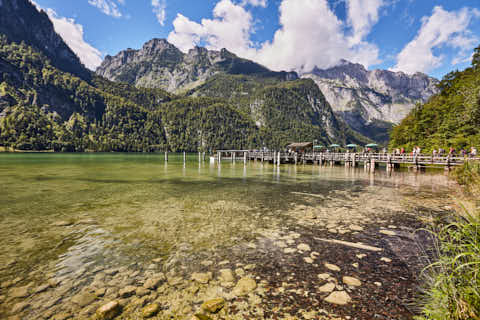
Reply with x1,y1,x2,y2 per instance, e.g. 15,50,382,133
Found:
418,208,480,320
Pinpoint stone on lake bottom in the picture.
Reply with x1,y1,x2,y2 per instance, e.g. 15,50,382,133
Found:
119,286,137,298
9,286,30,298
380,230,396,236
324,291,351,305
96,301,122,320
324,263,341,272
144,274,165,290
201,298,225,313
233,277,257,296
142,303,160,318
381,257,392,263
317,273,330,281
191,272,212,284
318,282,335,293
356,254,367,259
297,243,311,251
11,302,29,313
218,269,235,283
71,291,96,307
343,276,361,287
304,257,314,264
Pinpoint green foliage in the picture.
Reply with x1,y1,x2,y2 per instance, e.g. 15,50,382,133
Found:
0,33,369,153
390,47,480,152
418,210,480,320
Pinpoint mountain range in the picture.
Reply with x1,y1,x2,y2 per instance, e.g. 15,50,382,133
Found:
97,41,439,143
0,0,439,152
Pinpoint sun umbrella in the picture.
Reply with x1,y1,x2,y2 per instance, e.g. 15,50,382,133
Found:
365,143,378,148
329,144,340,148
313,145,324,149
346,144,358,148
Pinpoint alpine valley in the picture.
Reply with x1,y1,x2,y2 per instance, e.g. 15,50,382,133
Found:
0,0,438,152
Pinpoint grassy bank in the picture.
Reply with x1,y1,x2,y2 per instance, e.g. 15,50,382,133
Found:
418,161,480,320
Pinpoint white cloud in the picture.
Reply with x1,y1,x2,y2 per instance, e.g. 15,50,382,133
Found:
152,0,167,26
240,0,267,8
393,6,480,74
88,0,122,18
30,1,103,70
168,0,384,73
346,0,384,45
168,0,254,57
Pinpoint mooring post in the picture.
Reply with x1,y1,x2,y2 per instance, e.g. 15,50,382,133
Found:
203,152,206,161
183,151,186,164
261,151,264,163
244,151,247,165
352,153,356,167
294,152,298,165
165,151,168,162
218,151,221,163
277,151,281,165
233,151,236,163
445,155,451,171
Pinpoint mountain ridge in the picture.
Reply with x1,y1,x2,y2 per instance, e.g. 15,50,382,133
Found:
96,38,298,93
301,60,439,142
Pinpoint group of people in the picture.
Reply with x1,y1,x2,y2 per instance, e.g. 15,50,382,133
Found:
390,146,478,157
432,147,477,157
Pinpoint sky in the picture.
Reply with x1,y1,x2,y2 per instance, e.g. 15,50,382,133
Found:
30,0,480,79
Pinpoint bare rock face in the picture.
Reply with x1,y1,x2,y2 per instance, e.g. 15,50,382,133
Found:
96,39,298,93
0,0,89,78
302,60,439,142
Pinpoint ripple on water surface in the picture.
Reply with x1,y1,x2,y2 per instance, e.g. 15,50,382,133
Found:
0,153,457,319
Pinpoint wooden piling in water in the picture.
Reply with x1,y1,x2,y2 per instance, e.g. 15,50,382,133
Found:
165,151,168,162
183,151,186,164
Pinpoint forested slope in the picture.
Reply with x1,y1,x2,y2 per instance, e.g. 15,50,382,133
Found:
389,48,480,151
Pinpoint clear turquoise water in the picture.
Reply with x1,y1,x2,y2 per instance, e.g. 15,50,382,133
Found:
0,153,455,318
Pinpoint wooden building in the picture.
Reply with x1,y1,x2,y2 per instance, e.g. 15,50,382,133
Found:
287,142,313,153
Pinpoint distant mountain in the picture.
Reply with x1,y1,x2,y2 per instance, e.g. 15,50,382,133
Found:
0,0,90,79
0,0,366,152
390,50,480,152
96,39,298,93
302,60,439,143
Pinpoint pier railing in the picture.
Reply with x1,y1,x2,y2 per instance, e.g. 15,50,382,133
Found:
237,151,480,168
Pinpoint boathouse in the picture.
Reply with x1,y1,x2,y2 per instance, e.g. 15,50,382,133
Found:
287,142,313,153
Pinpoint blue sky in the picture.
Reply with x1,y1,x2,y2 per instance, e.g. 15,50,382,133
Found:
32,0,480,79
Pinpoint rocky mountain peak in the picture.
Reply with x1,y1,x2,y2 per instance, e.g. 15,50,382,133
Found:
0,0,89,79
302,59,439,143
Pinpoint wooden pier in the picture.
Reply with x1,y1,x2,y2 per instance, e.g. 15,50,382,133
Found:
216,150,480,171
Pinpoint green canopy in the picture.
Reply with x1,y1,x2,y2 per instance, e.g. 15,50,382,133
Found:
346,144,358,148
365,143,379,147
329,144,340,148
313,145,324,149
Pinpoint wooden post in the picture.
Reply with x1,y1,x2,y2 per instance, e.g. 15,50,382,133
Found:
244,151,247,165
261,151,264,163
165,151,168,162
233,151,236,163
445,155,451,171
294,152,298,165
203,152,206,161
183,151,186,164
277,151,281,165
218,151,222,163
199,151,201,163
352,153,356,167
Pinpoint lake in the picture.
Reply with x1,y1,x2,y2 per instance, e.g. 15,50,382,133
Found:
0,153,456,319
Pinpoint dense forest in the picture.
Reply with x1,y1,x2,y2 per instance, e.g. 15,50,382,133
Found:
0,36,368,152
389,47,480,152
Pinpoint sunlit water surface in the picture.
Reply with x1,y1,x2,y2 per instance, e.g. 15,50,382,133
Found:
0,153,457,319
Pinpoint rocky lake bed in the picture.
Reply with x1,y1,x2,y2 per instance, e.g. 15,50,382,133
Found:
0,154,456,319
